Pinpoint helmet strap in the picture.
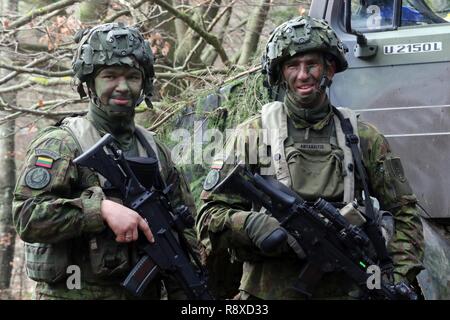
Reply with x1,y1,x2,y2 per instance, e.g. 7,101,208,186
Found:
319,74,332,91
77,83,87,98
319,56,333,91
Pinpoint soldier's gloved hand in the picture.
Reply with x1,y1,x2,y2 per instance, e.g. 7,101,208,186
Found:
244,211,288,254
379,211,395,246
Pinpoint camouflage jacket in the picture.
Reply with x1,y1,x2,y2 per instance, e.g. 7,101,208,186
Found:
197,106,424,300
13,118,197,300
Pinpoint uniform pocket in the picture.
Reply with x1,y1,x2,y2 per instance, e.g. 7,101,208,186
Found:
24,242,71,283
89,229,130,278
286,146,344,201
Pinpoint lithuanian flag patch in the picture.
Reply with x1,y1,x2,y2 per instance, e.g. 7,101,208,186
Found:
35,156,54,168
211,159,224,170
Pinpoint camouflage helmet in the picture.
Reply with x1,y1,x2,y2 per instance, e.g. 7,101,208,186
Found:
262,16,348,86
72,22,155,107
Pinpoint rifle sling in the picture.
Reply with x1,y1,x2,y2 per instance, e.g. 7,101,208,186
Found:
332,107,393,274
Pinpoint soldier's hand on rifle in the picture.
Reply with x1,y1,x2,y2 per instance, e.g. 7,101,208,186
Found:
244,211,289,254
100,199,155,243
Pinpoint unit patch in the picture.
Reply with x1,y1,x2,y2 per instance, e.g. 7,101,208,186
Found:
25,167,51,189
203,169,220,191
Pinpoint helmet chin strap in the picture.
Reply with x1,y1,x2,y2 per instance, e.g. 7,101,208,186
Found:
319,74,332,91
319,56,333,92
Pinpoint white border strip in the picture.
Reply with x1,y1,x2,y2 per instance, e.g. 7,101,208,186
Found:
385,132,450,138
357,105,450,112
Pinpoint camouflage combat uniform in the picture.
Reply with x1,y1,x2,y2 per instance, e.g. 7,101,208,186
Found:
12,117,197,300
196,16,424,300
12,23,198,300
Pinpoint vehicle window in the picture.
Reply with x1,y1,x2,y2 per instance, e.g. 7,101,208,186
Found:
350,0,449,31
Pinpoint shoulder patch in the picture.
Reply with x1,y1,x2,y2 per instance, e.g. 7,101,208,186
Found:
203,169,220,191
25,167,51,189
210,159,224,170
35,149,61,160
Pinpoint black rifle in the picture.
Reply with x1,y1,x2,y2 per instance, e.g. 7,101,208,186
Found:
214,164,417,300
74,133,213,300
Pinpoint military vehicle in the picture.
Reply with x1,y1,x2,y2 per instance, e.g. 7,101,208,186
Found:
306,0,450,299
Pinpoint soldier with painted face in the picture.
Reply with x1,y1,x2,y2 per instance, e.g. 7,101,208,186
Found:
12,23,197,299
197,16,424,299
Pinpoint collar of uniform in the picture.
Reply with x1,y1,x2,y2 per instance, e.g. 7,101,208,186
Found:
87,101,136,152
283,91,333,130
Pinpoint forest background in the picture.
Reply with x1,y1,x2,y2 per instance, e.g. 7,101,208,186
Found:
0,0,312,299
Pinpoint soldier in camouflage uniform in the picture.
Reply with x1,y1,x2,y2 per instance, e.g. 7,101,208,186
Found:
197,16,424,299
12,23,197,300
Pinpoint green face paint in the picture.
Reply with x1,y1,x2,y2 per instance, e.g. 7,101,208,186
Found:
94,65,143,117
282,52,327,108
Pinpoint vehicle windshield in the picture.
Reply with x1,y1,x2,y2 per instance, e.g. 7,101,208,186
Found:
350,0,450,31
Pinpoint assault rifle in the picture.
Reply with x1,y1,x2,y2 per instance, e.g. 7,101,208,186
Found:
214,164,418,300
74,133,213,300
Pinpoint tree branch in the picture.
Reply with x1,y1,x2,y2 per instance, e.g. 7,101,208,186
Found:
149,103,186,131
0,63,72,77
104,0,152,23
0,55,52,86
0,80,33,94
0,96,87,125
150,0,229,65
181,0,236,70
7,0,81,30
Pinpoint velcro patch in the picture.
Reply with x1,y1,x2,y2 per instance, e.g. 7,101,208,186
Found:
25,167,51,190
203,170,220,191
35,149,60,160
211,159,224,170
297,143,326,151
35,156,54,168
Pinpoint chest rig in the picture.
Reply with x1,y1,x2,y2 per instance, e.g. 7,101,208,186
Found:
61,116,163,189
60,116,165,281
260,101,359,204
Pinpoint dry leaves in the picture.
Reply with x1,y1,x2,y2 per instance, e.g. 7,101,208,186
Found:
39,16,83,51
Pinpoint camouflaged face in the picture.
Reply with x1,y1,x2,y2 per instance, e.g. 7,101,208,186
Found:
72,22,155,105
262,16,348,85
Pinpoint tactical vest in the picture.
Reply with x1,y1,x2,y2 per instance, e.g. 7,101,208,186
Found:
61,116,163,177
25,117,164,285
260,101,360,204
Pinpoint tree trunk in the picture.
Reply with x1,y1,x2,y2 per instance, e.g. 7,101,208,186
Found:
201,6,232,66
0,114,16,290
237,0,271,66
0,0,18,290
79,0,109,22
173,0,221,67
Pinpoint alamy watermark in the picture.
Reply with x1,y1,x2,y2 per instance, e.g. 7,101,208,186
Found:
66,265,81,290
366,264,381,290
169,122,279,167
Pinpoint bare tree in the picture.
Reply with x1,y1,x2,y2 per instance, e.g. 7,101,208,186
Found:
0,0,18,291
237,0,271,65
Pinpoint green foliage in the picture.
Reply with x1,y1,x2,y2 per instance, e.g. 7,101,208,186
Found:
271,8,299,27
141,70,271,208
